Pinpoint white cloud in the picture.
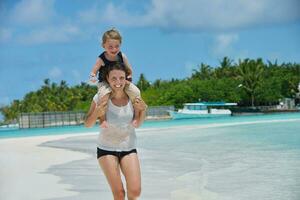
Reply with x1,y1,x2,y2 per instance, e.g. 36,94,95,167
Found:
10,0,55,25
49,67,62,79
85,0,300,31
78,2,141,26
2,0,83,45
17,24,80,45
78,4,100,24
212,33,239,57
3,0,300,45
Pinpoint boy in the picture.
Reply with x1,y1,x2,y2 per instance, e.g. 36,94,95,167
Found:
89,28,144,128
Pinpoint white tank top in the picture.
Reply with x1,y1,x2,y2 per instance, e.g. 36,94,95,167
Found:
93,94,136,151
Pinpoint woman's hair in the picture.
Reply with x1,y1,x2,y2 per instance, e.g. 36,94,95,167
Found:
102,28,122,44
104,62,128,82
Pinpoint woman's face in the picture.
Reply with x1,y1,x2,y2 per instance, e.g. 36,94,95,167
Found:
107,69,126,91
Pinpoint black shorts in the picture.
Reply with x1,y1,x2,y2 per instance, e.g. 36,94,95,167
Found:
97,148,137,161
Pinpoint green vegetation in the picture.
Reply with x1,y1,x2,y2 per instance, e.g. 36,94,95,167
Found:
142,57,299,108
1,57,299,123
0,80,97,123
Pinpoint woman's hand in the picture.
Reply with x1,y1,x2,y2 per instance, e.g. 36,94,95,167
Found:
96,95,109,118
84,95,109,128
133,97,147,111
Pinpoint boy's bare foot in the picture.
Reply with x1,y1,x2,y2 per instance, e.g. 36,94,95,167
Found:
100,120,109,128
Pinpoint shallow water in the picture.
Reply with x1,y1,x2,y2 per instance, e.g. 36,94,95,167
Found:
138,120,300,199
1,112,300,139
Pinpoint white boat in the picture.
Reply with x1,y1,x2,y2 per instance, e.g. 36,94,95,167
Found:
168,102,237,119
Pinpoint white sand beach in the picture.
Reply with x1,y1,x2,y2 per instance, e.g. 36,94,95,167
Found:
0,133,95,200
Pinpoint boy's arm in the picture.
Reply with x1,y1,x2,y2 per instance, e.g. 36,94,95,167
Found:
122,53,133,80
90,58,103,76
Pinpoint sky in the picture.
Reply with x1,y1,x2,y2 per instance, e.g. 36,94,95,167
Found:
0,0,300,107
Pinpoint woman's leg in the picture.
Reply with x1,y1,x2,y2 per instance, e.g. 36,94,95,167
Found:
98,155,125,200
120,153,141,200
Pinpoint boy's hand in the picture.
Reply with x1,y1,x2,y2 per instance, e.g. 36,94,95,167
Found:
90,79,97,83
89,74,97,83
126,75,132,82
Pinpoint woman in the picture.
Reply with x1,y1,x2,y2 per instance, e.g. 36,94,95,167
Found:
85,62,147,200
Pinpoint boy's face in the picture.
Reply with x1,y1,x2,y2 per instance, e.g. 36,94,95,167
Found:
103,39,121,58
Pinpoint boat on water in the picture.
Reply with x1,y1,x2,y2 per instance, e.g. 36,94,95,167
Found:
168,102,237,119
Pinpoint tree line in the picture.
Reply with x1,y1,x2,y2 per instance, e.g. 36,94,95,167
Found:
1,57,299,123
138,57,299,108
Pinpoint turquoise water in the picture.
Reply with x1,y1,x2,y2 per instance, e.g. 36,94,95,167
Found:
0,112,300,139
137,113,300,199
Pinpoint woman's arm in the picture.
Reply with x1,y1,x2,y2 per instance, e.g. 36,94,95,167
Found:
133,98,147,127
136,109,146,128
84,99,107,127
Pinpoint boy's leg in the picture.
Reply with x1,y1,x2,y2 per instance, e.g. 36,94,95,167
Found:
124,82,141,103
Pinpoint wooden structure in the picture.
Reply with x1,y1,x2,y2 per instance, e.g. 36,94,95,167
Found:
18,106,174,128
19,111,86,129
146,105,174,120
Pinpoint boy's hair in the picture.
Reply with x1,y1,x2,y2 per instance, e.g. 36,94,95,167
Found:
104,62,128,82
102,28,122,44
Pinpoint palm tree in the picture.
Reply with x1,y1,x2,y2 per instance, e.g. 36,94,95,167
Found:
137,73,150,92
191,63,213,80
43,78,50,87
215,56,234,78
220,56,233,69
237,58,265,107
152,79,161,88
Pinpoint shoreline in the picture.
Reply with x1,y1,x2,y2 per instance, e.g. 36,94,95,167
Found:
2,110,299,129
